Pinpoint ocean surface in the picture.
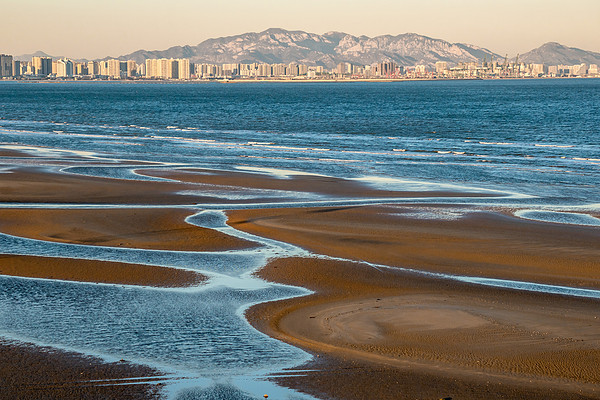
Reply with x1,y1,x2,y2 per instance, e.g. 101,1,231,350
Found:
0,79,599,399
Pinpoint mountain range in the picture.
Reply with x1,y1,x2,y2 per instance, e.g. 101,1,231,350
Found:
15,29,600,68
111,28,502,68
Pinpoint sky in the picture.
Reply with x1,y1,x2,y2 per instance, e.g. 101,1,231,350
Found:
2,0,599,59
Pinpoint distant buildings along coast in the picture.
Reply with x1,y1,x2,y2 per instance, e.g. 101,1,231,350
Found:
1,54,598,80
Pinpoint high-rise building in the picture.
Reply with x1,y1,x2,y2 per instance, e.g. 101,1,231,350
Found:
0,54,13,77
435,61,448,75
222,63,239,76
531,64,547,76
137,62,146,77
106,59,121,78
32,56,52,76
12,60,22,77
87,61,100,76
287,63,299,76
257,63,271,77
158,59,171,79
56,59,74,77
177,59,190,80
272,64,286,77
126,60,137,77
145,59,157,78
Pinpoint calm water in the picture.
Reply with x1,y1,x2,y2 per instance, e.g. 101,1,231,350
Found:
1,79,599,204
0,80,599,399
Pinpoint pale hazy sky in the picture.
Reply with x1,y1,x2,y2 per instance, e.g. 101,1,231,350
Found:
2,0,599,59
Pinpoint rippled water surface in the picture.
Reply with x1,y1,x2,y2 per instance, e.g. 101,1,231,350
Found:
1,80,599,398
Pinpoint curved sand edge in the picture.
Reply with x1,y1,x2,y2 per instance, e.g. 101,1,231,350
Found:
246,257,600,399
0,208,256,252
0,254,206,287
228,205,600,289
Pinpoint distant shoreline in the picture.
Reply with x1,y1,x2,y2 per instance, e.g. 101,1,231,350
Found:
1,76,598,84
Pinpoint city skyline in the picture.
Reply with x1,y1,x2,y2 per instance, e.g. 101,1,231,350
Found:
2,0,599,60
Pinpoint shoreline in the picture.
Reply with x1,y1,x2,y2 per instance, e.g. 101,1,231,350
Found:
0,162,599,399
246,257,600,400
2,76,598,84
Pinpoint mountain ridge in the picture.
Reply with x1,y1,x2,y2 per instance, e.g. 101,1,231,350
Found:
108,28,502,68
14,30,600,68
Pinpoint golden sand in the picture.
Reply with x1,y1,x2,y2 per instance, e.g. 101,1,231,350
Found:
247,257,600,400
0,208,256,251
0,254,205,287
228,205,600,289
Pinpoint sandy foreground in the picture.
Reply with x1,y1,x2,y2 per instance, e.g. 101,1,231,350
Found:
247,258,600,400
1,162,599,399
229,205,600,399
0,339,163,400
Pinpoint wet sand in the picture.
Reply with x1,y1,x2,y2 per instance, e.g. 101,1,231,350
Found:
228,205,600,289
232,204,600,398
248,257,600,400
0,148,33,158
140,168,493,199
0,254,205,287
0,339,163,399
0,208,255,251
2,164,599,399
0,167,203,204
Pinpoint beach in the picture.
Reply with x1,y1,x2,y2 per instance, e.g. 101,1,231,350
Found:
1,79,599,399
1,160,599,399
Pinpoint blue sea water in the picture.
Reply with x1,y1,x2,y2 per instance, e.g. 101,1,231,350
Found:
0,79,599,399
0,79,598,204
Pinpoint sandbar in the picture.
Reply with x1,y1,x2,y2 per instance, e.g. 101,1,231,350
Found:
0,167,202,204
0,254,205,287
0,208,256,251
140,168,492,199
248,257,600,399
228,205,600,289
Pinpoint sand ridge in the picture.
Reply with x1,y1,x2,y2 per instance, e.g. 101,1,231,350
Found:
228,205,600,289
0,207,256,251
139,168,494,199
0,254,206,287
247,257,600,399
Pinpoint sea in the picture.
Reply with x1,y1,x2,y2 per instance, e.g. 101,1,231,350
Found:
0,79,599,399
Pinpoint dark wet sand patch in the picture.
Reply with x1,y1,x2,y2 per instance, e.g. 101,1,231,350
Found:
0,254,206,287
0,339,164,400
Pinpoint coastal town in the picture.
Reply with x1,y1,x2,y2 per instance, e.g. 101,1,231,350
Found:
1,53,598,81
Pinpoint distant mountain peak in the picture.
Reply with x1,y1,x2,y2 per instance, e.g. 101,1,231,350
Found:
519,42,600,65
18,29,597,68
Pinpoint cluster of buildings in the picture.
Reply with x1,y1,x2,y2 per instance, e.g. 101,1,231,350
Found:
1,53,598,81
